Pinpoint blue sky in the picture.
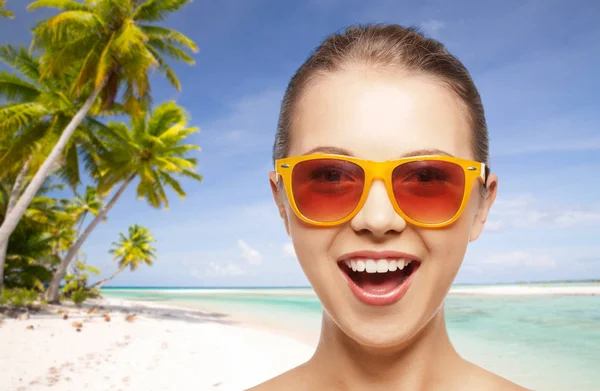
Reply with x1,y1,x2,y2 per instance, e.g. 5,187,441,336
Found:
1,0,599,287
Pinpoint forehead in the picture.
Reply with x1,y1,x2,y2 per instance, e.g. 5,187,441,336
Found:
290,69,472,160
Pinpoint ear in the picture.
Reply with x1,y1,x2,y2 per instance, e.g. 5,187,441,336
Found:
469,173,499,242
269,171,291,236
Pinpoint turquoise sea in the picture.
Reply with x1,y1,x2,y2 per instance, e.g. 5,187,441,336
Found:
101,282,600,391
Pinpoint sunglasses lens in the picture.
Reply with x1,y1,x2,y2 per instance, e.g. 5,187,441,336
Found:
392,160,465,224
292,159,365,222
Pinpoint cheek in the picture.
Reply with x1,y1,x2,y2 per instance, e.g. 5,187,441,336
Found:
287,211,337,277
421,201,476,276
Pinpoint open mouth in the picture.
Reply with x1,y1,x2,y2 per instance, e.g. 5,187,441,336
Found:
338,258,421,305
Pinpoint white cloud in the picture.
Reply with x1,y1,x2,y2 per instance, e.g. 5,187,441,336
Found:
420,19,446,37
238,239,263,265
283,242,296,258
487,194,600,231
484,220,504,232
481,251,556,268
554,211,600,227
203,261,246,277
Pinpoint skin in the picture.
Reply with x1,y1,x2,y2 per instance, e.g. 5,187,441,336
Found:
251,67,529,391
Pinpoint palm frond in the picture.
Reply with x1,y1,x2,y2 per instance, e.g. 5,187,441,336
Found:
179,169,203,182
151,169,168,209
131,0,191,22
148,38,195,64
27,0,92,12
0,72,42,102
113,19,148,57
159,124,199,147
0,0,14,19
0,103,49,132
57,142,81,189
159,171,186,198
147,45,181,90
138,24,198,52
72,38,103,94
95,32,118,90
0,45,41,82
33,11,105,45
146,101,185,135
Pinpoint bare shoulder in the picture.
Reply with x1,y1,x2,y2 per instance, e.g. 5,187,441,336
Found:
463,361,532,391
245,364,311,391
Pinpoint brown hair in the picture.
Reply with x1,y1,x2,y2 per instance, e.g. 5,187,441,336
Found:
273,24,490,191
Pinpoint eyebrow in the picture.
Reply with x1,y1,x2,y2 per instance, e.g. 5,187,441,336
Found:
303,146,455,158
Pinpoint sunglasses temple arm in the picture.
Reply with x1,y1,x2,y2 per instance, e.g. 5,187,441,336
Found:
483,164,489,186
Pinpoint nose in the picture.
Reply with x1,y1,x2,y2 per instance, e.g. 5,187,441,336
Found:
350,179,407,238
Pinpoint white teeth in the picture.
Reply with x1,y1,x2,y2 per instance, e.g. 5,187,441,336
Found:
388,260,398,272
356,260,366,272
365,259,377,273
342,258,416,273
376,259,388,273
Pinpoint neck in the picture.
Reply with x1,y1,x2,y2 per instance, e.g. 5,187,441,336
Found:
309,308,465,391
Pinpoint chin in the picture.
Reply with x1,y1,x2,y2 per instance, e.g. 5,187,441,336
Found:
326,297,437,351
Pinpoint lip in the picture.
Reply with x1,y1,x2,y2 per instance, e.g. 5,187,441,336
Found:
337,250,421,306
337,250,422,263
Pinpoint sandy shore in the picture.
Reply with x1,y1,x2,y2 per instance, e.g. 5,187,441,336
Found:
0,298,315,391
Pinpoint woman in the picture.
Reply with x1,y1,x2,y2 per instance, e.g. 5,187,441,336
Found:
253,24,529,390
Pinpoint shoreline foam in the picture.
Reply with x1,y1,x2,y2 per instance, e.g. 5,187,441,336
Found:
101,283,600,296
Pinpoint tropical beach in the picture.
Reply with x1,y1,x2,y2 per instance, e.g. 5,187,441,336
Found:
2,1,600,391
2,283,600,391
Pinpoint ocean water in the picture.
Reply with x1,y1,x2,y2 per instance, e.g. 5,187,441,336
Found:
101,284,600,391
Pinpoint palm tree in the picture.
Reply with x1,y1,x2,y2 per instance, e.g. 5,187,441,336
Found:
0,0,14,18
1,179,70,290
0,45,108,291
63,186,105,237
45,101,202,302
92,224,156,288
0,0,198,289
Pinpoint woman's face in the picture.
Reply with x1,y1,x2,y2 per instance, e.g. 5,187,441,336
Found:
270,69,498,348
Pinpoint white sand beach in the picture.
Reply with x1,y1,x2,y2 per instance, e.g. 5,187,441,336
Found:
0,299,315,391
1,283,599,391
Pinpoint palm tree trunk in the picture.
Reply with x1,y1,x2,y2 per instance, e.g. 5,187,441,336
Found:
0,156,32,291
74,211,88,264
75,211,88,238
45,174,135,303
91,266,126,289
0,87,102,292
7,156,32,216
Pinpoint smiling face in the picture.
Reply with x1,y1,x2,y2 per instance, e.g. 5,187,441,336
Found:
269,68,498,348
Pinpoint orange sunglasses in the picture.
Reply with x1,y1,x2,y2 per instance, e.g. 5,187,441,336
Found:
274,153,487,228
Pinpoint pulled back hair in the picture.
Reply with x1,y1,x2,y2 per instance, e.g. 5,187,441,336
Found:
273,24,490,188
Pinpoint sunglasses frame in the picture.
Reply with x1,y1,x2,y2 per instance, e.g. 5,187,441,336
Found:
274,153,487,228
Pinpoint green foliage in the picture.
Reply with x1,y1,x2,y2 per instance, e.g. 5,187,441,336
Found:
1,0,199,300
96,101,202,209
111,224,156,271
0,44,109,187
60,261,100,305
28,0,197,117
0,0,14,19
0,288,40,308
